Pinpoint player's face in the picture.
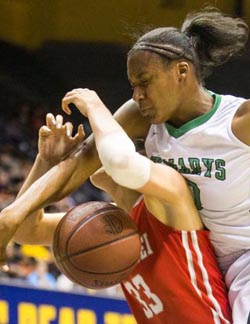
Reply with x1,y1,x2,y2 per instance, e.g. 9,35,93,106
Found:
127,51,182,124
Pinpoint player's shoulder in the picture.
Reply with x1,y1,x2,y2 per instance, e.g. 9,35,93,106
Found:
239,99,250,111
219,93,246,105
234,99,250,118
115,99,139,115
114,99,151,138
234,100,250,141
218,93,248,116
217,92,250,116
232,99,250,144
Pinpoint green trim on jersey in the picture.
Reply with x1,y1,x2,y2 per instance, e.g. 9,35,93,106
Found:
165,93,221,138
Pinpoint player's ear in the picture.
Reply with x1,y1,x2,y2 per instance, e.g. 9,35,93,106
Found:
176,61,189,81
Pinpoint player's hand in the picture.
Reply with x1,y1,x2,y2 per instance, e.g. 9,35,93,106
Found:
61,88,106,117
38,113,85,165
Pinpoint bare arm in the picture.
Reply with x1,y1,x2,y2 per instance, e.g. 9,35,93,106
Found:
0,98,149,267
12,114,85,245
53,98,150,201
14,212,65,246
17,113,85,198
5,99,148,215
90,168,141,213
22,98,150,204
14,171,140,246
13,99,149,240
232,100,250,145
62,89,203,231
113,99,150,139
90,164,201,230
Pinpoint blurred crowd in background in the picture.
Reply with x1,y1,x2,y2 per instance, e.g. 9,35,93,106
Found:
0,241,124,298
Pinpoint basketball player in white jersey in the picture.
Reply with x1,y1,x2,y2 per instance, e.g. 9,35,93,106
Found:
0,6,249,323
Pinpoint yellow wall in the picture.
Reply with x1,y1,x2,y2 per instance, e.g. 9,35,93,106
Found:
243,0,250,23
0,0,242,49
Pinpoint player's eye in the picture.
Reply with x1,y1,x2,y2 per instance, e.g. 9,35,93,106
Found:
140,79,149,86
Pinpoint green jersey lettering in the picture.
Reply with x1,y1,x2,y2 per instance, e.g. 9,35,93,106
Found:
186,179,202,210
178,158,190,174
202,158,214,178
215,159,226,180
188,158,202,175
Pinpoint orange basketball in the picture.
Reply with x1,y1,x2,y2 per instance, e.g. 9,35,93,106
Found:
53,201,141,289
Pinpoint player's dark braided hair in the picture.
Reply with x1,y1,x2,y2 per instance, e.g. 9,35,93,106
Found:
128,6,249,83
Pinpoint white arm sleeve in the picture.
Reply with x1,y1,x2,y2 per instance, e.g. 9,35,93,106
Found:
96,132,151,190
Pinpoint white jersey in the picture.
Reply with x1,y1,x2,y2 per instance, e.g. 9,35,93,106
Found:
145,93,250,260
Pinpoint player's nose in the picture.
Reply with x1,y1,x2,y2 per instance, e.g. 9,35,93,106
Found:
132,86,145,103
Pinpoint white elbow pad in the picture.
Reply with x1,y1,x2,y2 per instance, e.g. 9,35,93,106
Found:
97,132,151,189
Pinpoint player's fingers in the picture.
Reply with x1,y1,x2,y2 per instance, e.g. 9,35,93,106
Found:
64,122,73,137
61,96,73,115
62,89,87,114
46,113,56,129
76,124,85,140
39,125,52,137
55,114,63,129
64,88,84,97
73,124,85,142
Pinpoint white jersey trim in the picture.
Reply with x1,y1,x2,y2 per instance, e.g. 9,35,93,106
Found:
182,231,230,324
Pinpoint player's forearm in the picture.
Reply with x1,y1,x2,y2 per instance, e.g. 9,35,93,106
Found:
11,153,90,245
13,155,54,243
14,154,59,236
90,171,140,214
52,135,101,200
0,139,96,238
0,158,77,249
17,100,148,213
88,106,125,142
14,211,64,246
10,137,99,215
10,137,100,245
17,154,54,198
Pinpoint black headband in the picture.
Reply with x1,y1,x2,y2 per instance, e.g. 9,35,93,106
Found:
132,41,193,61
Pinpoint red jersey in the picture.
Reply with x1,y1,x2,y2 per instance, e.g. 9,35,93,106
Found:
121,197,232,324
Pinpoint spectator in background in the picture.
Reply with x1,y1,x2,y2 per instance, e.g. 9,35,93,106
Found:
26,259,57,290
18,256,38,281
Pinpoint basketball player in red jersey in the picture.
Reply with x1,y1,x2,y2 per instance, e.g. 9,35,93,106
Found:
4,99,232,323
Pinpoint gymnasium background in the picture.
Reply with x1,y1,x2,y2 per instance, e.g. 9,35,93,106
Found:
0,1,249,323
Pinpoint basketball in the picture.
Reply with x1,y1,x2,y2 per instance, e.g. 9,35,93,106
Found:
53,201,141,289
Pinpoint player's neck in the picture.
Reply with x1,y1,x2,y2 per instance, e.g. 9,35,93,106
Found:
169,87,214,127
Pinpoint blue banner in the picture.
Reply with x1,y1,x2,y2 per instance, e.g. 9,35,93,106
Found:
0,283,135,324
